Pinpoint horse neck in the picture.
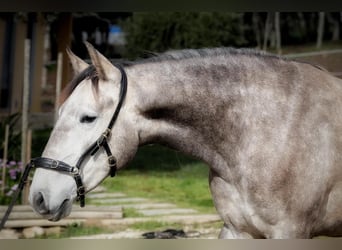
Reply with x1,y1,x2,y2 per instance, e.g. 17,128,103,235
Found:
127,59,244,168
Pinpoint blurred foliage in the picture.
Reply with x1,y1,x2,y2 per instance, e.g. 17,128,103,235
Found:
31,128,52,157
0,159,23,205
121,12,248,59
0,113,52,161
120,12,342,59
127,144,198,172
0,113,51,205
0,113,21,160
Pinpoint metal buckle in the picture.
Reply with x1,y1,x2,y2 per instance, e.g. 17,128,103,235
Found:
96,129,112,147
50,160,59,169
102,128,112,139
72,167,79,175
108,155,117,167
96,136,104,147
77,186,85,196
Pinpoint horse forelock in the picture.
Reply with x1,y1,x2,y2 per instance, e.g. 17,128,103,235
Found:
59,65,99,106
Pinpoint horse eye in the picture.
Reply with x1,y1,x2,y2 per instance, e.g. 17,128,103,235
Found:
80,115,97,123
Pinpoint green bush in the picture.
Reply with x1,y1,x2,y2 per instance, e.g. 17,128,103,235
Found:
31,128,52,157
0,113,21,160
0,159,23,205
121,12,247,59
0,113,52,205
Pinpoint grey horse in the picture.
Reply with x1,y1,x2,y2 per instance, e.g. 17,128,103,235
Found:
29,43,342,238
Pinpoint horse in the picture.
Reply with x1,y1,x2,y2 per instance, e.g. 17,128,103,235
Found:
28,42,342,238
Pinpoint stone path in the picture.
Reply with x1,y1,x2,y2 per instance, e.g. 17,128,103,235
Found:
72,186,221,239
88,191,198,216
0,186,221,239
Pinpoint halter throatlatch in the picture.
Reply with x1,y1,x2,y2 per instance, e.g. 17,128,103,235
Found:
0,64,127,231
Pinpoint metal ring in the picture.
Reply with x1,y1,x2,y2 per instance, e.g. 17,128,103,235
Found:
77,186,85,196
50,160,59,169
102,128,112,139
108,155,117,167
72,167,79,175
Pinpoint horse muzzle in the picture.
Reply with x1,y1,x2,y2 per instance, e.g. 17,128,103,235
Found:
30,191,72,221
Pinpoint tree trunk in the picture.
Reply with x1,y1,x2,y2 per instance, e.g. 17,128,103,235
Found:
263,12,272,51
275,12,281,54
252,13,261,49
316,12,325,49
298,12,306,31
56,13,73,88
326,13,340,41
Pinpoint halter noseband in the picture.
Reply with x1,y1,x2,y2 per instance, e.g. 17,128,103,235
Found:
0,64,127,230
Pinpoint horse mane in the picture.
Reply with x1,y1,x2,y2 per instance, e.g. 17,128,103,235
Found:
60,48,327,106
124,47,326,72
59,65,99,106
123,47,286,66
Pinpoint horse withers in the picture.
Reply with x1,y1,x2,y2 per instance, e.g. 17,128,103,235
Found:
29,43,342,238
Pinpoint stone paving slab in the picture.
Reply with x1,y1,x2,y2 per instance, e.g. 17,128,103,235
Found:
0,229,21,239
87,192,126,199
97,214,221,226
0,184,222,239
0,205,122,212
6,210,122,220
71,226,221,239
70,229,143,239
4,219,84,228
93,197,149,204
138,208,197,216
122,203,177,210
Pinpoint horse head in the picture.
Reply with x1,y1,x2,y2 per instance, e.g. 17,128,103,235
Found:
29,43,139,221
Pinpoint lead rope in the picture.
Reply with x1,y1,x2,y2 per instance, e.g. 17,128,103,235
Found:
0,162,33,231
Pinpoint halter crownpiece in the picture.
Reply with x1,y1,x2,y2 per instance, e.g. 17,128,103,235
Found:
0,63,127,231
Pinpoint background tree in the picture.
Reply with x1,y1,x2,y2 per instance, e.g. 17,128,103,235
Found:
275,12,281,54
326,12,340,41
317,12,325,48
121,12,248,59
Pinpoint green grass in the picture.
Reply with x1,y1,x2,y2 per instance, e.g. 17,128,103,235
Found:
102,145,215,213
123,207,144,218
130,221,183,231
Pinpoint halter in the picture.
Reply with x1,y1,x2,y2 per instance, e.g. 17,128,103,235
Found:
0,64,127,230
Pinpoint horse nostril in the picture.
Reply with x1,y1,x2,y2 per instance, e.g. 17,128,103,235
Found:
34,192,49,214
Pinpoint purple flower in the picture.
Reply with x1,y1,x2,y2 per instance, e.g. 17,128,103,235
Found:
9,169,17,180
9,161,16,166
6,184,18,196
17,162,24,171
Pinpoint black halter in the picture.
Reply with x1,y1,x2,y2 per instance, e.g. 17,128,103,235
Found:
0,64,127,230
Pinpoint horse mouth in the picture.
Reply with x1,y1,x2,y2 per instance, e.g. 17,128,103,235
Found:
48,199,71,222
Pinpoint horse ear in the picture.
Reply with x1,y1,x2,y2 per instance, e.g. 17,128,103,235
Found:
66,47,89,75
84,41,118,81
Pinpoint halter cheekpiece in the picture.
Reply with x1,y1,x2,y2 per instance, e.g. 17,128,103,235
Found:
0,63,127,230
